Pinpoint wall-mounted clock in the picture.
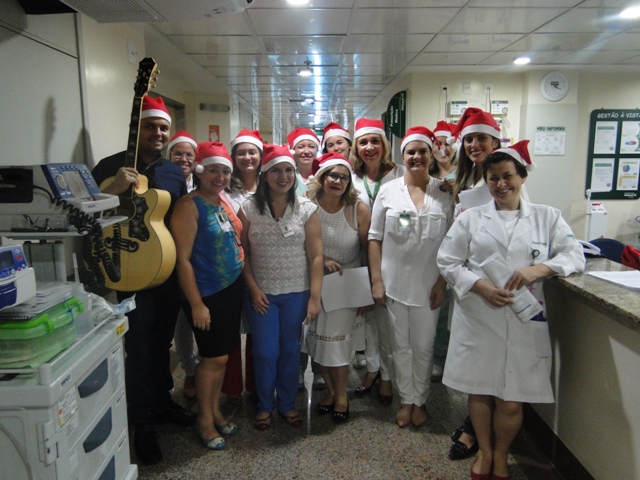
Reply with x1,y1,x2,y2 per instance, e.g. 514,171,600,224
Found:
540,72,569,102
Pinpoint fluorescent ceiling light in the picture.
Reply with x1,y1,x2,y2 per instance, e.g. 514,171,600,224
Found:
288,0,310,6
298,60,313,77
514,56,531,65
620,6,640,19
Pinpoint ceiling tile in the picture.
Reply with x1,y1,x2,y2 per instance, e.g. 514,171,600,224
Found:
583,32,640,50
504,33,617,52
167,35,263,55
444,8,572,34
411,52,494,65
344,34,434,54
349,8,459,34
247,9,351,36
537,8,640,33
262,35,345,55
425,34,524,53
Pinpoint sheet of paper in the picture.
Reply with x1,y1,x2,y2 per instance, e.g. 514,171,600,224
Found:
458,185,492,210
587,270,640,289
321,266,374,312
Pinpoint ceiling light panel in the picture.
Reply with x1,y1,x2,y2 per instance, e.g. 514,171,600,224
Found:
424,34,524,52
537,8,638,33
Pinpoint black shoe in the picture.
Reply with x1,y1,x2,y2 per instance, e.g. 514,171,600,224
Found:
134,429,162,465
332,404,350,424
157,402,197,427
448,425,479,460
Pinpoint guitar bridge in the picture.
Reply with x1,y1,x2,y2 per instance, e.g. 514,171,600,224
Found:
105,237,139,253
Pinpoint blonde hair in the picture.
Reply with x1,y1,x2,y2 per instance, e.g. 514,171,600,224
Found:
307,166,359,206
349,133,395,177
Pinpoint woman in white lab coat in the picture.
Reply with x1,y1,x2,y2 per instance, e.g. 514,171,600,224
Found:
369,127,453,428
436,141,585,480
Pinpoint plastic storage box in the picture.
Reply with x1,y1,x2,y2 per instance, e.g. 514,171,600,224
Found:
0,297,82,368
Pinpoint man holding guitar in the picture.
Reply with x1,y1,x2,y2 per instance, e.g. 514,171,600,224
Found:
92,94,193,465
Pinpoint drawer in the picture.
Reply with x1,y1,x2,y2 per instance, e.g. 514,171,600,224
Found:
93,428,137,480
68,384,128,480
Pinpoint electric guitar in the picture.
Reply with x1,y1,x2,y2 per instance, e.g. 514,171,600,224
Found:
98,57,176,291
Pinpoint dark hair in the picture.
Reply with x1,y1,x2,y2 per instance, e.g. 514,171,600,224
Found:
252,164,298,216
322,137,352,154
482,152,528,181
452,134,500,203
227,142,262,193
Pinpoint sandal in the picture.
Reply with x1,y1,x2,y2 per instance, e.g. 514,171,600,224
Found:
254,413,272,431
279,411,303,427
354,371,380,396
195,424,226,450
215,422,239,436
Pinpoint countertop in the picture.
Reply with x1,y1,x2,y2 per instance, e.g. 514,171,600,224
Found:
548,257,640,333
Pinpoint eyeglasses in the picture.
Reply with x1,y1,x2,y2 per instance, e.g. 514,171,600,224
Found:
172,151,195,160
326,172,350,184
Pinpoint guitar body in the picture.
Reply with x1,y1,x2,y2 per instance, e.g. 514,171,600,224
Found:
99,174,176,291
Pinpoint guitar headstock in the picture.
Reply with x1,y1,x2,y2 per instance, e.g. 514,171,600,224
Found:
134,57,159,98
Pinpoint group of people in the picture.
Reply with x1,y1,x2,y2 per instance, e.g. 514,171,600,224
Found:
93,96,586,480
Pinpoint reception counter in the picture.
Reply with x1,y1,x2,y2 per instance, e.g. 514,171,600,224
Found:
532,258,640,480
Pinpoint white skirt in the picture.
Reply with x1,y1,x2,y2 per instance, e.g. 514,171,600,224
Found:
305,306,358,367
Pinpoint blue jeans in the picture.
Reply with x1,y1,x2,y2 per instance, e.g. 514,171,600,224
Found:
247,290,309,414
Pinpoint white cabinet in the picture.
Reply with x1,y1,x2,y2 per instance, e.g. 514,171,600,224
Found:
0,316,137,480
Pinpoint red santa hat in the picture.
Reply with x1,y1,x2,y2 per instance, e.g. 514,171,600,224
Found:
194,141,233,173
448,108,500,145
321,122,351,151
141,95,171,125
167,130,197,152
433,121,454,139
231,129,264,152
261,144,296,171
287,128,320,153
311,152,354,176
353,118,385,140
400,126,438,154
492,140,536,172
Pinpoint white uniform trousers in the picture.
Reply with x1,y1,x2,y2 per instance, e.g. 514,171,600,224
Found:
364,304,394,381
387,299,439,406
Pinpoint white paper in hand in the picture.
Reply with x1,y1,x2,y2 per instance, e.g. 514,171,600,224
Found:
459,185,492,210
479,252,543,322
321,267,374,312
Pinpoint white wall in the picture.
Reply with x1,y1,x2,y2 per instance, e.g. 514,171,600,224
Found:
372,70,639,242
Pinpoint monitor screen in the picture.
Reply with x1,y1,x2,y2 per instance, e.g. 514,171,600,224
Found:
0,250,13,271
63,170,92,199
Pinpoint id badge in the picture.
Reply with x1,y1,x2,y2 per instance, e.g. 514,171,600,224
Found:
398,213,411,232
279,221,295,238
215,210,233,233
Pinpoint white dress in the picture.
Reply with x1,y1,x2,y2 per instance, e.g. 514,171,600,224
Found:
306,202,362,366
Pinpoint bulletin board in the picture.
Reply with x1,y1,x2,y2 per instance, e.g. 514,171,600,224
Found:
585,109,640,200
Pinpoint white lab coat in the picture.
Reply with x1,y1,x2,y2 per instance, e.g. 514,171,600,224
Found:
437,200,585,402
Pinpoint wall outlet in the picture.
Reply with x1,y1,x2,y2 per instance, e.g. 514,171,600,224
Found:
441,83,449,93
485,83,492,93
127,41,138,65
462,83,471,95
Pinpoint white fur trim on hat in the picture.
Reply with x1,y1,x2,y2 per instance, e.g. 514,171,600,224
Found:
196,155,233,173
493,147,537,172
141,109,171,124
262,156,296,172
401,134,433,153
322,128,350,150
231,135,263,151
458,124,501,142
316,158,353,176
354,125,385,139
168,135,197,152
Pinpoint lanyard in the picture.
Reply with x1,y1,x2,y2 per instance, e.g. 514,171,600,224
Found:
363,169,384,205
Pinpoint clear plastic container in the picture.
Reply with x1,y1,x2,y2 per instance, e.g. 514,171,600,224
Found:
0,297,82,368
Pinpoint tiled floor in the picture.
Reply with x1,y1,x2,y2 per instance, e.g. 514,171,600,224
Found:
133,347,563,480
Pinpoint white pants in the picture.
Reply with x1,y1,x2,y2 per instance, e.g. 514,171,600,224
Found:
387,299,438,406
364,304,394,381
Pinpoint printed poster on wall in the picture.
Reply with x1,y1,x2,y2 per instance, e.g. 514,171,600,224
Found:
620,121,640,153
590,158,615,192
209,125,220,142
593,121,618,154
534,126,566,155
617,159,640,190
